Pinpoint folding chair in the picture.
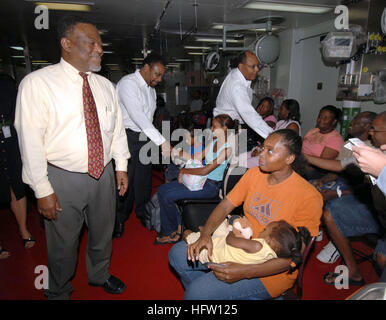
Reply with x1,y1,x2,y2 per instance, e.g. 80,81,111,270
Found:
179,161,247,232
351,234,383,277
280,236,316,300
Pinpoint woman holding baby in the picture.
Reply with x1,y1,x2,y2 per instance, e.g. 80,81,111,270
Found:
169,129,323,299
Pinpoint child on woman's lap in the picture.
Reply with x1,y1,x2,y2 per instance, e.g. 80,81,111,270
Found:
185,217,310,271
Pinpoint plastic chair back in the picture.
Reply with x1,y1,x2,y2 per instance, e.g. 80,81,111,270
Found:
296,236,316,298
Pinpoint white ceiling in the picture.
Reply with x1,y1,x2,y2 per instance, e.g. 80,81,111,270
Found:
0,0,342,68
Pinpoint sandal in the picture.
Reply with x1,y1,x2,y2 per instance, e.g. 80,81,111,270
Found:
0,247,10,260
154,232,181,245
22,237,36,249
323,272,365,287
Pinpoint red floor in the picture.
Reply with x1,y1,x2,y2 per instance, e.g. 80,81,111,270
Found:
0,170,381,300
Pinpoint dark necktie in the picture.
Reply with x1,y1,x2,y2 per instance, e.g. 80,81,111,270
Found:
79,72,104,179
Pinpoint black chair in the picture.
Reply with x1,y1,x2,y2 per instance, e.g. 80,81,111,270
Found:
278,236,316,300
351,234,383,277
179,161,247,232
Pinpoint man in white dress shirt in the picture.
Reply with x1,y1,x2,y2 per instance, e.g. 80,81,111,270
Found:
189,90,203,112
114,53,171,237
14,16,130,299
214,51,273,142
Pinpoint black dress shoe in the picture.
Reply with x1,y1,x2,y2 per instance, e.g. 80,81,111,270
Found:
89,275,126,294
113,222,124,238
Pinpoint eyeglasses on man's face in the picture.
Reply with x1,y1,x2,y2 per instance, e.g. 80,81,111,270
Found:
369,128,386,133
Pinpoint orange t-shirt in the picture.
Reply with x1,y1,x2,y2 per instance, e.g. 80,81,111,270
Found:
226,167,323,298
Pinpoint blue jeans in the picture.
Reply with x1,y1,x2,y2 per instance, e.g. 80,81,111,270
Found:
157,179,220,236
168,241,272,300
327,194,386,257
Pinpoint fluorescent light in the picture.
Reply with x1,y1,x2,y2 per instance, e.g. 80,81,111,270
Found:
10,46,24,51
32,60,48,63
175,59,191,62
103,51,114,54
102,43,111,47
183,46,211,50
105,63,118,66
212,24,280,32
243,1,332,14
11,56,25,58
34,2,92,12
32,62,52,65
98,29,108,35
132,57,144,61
195,37,243,43
187,52,205,55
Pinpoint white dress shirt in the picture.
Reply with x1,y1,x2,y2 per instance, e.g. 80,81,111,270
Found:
214,68,273,139
116,70,166,146
14,58,130,198
190,99,203,112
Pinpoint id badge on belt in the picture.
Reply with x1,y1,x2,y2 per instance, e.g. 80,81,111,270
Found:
1,125,11,138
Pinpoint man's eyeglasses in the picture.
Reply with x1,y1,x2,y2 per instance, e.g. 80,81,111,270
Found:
244,63,261,70
369,129,386,132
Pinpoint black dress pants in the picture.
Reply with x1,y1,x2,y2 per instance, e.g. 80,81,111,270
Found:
115,129,152,226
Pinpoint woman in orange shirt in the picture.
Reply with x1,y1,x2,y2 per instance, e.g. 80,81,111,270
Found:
169,129,323,299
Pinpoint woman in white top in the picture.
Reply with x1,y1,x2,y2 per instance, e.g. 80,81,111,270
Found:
275,99,302,136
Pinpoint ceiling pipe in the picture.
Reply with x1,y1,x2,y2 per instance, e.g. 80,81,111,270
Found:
181,0,199,42
152,0,172,36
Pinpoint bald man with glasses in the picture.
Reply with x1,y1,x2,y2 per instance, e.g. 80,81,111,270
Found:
213,50,273,141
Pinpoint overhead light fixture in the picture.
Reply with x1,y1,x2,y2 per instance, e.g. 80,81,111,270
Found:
32,60,48,63
141,49,152,54
103,51,114,54
105,63,119,66
132,57,144,61
10,46,24,51
102,43,111,47
195,37,243,43
183,46,211,50
33,1,93,11
11,56,25,58
32,62,52,65
175,58,191,62
242,1,333,14
187,52,205,55
211,24,280,32
98,29,108,35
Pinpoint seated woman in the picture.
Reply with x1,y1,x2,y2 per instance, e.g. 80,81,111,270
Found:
245,98,301,168
242,97,278,168
256,97,277,128
168,129,323,300
275,99,302,135
302,105,344,179
155,114,235,244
